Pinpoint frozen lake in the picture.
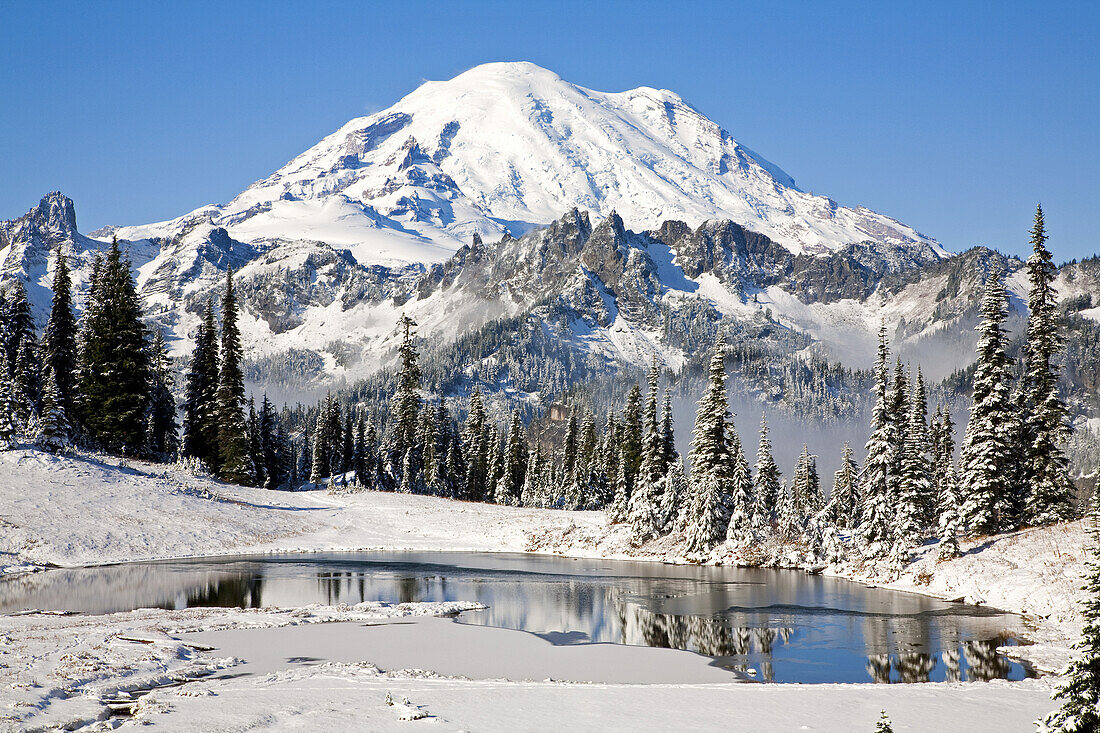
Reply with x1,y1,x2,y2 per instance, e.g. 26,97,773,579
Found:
0,551,1033,684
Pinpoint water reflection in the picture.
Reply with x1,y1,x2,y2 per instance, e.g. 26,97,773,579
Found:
0,552,1031,684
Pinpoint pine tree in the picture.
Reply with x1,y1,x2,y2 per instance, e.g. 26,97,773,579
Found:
309,409,328,484
936,461,962,561
959,263,1016,535
562,410,578,479
35,365,70,451
1021,205,1077,526
874,710,894,733
182,300,220,468
0,348,19,448
464,388,487,501
831,442,860,527
660,459,688,532
753,413,782,527
3,281,41,420
258,395,283,489
1043,497,1100,732
684,336,735,555
621,385,644,496
895,369,932,547
608,443,631,523
660,392,678,472
147,330,179,459
390,315,422,482
43,250,77,424
725,429,756,545
214,269,254,484
75,238,150,454
857,323,898,557
630,360,667,541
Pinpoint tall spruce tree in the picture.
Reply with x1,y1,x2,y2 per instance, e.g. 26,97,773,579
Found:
621,385,644,496
684,336,735,555
495,409,527,505
857,323,898,557
464,388,487,501
1042,497,1100,732
3,282,41,420
75,238,150,454
43,250,77,424
753,413,781,527
831,442,860,527
147,330,179,459
959,263,1016,535
724,429,756,545
214,268,254,484
390,315,421,484
1020,205,1077,526
895,369,932,546
182,300,220,467
36,365,70,450
0,348,19,447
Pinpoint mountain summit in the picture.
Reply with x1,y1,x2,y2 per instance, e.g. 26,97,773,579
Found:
112,62,942,263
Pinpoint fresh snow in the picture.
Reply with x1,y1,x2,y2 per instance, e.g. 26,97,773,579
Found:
107,62,942,264
0,448,1085,730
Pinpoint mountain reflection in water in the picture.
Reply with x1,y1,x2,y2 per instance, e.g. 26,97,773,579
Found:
0,552,1031,684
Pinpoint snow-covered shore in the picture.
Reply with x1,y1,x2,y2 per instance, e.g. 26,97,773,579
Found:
0,448,1085,730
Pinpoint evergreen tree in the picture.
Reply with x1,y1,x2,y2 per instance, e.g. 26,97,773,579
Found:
895,369,932,547
831,442,860,527
752,413,782,527
258,395,284,489
857,323,898,557
684,337,735,555
35,365,70,451
309,409,328,484
562,410,578,479
1021,205,1077,526
0,349,19,447
390,314,422,482
214,268,254,484
660,392,678,473
43,250,77,423
608,443,630,523
621,385,644,496
959,264,1016,535
874,710,894,733
725,429,756,545
1043,496,1100,732
464,389,487,501
182,300,220,468
147,330,179,459
75,238,150,454
630,360,666,540
936,461,962,561
2,281,41,420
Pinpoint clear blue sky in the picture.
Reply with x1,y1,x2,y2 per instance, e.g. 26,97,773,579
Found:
2,1,1097,260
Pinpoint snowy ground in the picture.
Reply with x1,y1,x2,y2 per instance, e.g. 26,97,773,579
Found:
0,448,1084,730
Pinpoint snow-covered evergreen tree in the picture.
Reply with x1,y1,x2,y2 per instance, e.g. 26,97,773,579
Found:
390,314,422,484
875,710,894,733
857,323,898,558
463,388,487,501
752,413,781,528
2,281,40,421
75,238,150,455
43,250,77,426
936,461,962,560
660,459,688,532
621,384,644,497
182,299,220,468
895,369,932,547
0,348,19,448
147,330,179,459
725,429,756,545
831,442,860,527
630,360,667,541
608,443,631,523
1043,495,1100,732
1020,205,1077,526
959,264,1016,535
684,337,735,555
494,409,526,505
35,365,69,451
214,268,254,484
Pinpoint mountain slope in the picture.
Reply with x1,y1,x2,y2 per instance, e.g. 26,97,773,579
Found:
107,62,944,263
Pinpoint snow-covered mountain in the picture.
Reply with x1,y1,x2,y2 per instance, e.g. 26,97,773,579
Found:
105,62,944,264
